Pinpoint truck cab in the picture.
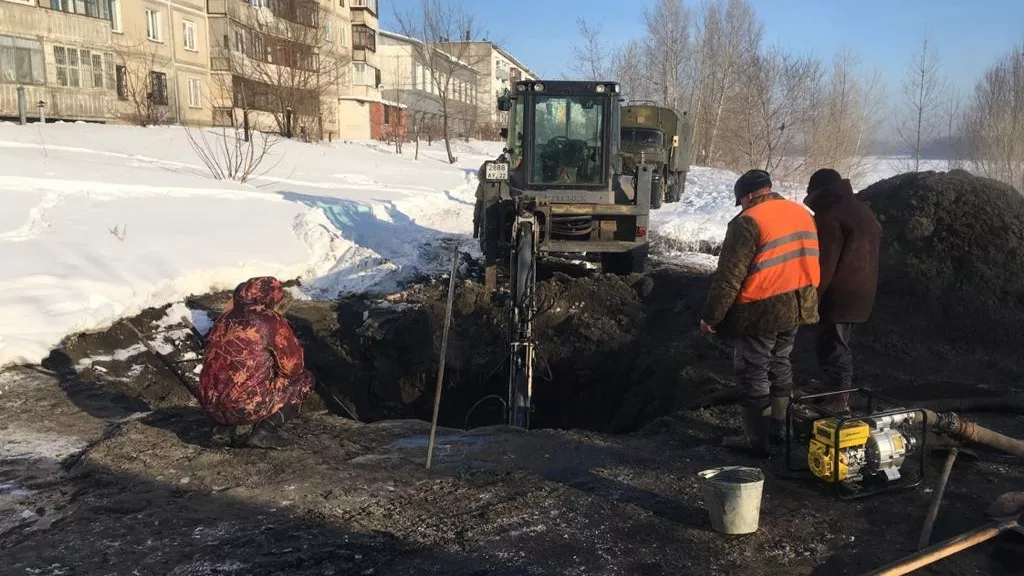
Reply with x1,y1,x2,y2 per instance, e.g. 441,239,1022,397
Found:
477,80,656,278
620,102,693,207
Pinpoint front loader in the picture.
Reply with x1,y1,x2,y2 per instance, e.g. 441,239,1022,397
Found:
473,79,656,427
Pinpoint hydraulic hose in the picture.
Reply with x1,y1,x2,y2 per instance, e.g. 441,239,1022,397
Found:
923,409,1024,458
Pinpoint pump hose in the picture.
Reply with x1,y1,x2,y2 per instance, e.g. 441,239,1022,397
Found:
922,409,1024,459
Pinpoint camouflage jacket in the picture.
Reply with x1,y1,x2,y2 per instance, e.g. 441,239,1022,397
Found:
700,193,820,336
198,277,307,422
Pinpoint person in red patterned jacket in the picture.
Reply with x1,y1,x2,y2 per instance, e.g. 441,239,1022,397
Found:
199,276,314,449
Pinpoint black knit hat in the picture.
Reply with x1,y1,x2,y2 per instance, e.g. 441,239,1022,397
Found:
807,168,842,194
734,169,772,206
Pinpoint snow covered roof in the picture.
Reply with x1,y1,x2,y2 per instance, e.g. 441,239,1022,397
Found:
378,29,477,72
338,95,408,109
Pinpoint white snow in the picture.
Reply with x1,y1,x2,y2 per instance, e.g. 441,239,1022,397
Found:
0,120,949,369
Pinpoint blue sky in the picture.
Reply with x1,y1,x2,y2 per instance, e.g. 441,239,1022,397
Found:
381,0,1024,100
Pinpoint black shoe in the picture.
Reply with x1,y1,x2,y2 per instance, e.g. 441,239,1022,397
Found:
210,425,236,448
242,420,293,450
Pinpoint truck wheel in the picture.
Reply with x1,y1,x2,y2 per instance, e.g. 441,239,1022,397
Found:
601,245,648,275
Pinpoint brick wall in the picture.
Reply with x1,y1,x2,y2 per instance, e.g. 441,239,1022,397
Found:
371,101,406,142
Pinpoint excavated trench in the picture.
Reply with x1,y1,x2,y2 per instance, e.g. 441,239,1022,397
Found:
301,262,729,433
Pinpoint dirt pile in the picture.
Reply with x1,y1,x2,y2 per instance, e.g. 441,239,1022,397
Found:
859,170,1024,351
318,265,726,432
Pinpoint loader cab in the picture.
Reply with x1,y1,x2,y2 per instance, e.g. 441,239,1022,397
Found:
499,80,621,191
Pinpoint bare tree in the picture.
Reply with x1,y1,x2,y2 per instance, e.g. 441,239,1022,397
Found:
381,54,411,154
943,88,962,169
184,123,281,184
394,0,483,164
112,41,171,127
802,48,887,182
728,46,822,178
641,0,694,112
224,2,347,140
569,17,611,80
959,42,1024,191
895,34,948,171
694,0,763,166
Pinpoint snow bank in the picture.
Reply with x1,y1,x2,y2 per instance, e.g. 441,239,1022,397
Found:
0,123,498,367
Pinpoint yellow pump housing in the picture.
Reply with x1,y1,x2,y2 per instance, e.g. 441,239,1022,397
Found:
808,418,871,482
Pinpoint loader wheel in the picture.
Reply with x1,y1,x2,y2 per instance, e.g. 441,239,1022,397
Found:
651,179,663,209
601,244,648,275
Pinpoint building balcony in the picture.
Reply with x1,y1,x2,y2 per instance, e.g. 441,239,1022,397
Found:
350,0,377,17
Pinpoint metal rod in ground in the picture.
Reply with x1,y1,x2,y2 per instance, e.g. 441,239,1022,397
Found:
918,446,959,550
426,246,460,470
125,319,200,400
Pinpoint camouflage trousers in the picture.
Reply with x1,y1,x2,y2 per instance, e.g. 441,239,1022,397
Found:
202,370,314,426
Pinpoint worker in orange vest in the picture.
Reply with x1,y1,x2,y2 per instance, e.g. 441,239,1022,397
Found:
699,169,821,457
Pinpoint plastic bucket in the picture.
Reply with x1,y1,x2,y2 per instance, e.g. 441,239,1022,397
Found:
697,466,765,534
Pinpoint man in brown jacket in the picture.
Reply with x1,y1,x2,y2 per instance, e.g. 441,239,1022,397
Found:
700,169,820,456
803,169,883,414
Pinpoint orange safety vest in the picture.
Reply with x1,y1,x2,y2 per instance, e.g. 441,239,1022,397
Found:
735,197,821,304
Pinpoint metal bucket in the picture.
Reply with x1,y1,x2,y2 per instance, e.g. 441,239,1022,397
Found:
698,466,765,534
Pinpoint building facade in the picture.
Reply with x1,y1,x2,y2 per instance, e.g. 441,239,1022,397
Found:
378,30,477,143
111,0,212,126
0,0,118,122
0,0,385,139
449,41,536,136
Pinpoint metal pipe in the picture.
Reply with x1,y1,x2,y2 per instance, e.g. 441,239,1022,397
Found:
425,246,460,470
923,409,1024,458
917,446,958,549
865,518,1019,576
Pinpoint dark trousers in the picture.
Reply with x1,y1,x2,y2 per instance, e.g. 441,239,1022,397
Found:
816,322,854,388
733,327,798,404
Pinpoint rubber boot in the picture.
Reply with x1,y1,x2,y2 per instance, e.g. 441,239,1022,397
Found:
768,393,790,446
820,383,852,415
722,399,771,457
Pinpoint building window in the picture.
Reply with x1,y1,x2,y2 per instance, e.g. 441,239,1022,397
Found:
233,28,245,52
53,46,81,87
89,52,104,88
383,105,389,125
0,36,45,85
338,26,346,46
188,78,202,108
325,20,332,43
115,65,127,100
183,20,197,51
150,71,167,105
146,9,161,42
352,62,378,86
109,0,122,32
352,24,376,52
47,0,109,20
350,0,377,15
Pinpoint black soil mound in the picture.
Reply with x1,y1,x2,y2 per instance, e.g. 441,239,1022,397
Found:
321,267,725,432
859,170,1024,351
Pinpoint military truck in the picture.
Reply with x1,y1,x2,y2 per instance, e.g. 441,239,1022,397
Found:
620,102,693,209
474,79,659,284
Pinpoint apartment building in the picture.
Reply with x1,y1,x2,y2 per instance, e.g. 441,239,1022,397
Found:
111,0,212,126
378,30,478,142
0,0,118,122
449,40,536,134
0,0,212,125
2,0,382,138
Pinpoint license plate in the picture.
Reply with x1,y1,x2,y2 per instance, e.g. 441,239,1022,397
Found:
484,161,509,181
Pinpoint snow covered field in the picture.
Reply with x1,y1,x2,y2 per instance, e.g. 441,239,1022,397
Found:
0,121,947,367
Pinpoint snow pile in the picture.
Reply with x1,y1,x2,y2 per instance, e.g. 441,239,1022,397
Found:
0,122,496,367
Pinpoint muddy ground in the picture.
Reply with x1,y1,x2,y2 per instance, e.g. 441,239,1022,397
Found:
3,169,1024,574
2,254,1023,575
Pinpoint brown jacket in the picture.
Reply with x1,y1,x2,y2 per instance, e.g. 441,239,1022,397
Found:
701,193,820,336
804,178,883,323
